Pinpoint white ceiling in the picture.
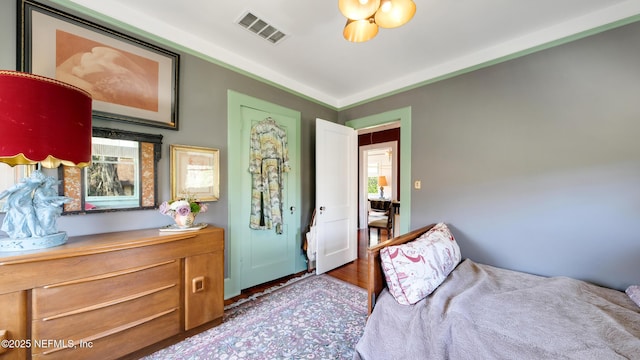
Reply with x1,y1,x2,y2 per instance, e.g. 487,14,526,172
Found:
66,0,640,109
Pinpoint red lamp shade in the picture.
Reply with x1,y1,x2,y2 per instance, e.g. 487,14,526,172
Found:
0,70,92,168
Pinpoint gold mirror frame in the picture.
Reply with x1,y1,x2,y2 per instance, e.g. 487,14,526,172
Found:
60,127,162,214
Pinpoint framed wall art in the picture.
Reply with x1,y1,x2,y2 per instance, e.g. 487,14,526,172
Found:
18,0,180,130
171,145,220,202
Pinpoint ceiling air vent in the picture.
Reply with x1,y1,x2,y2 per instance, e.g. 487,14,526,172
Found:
237,12,287,45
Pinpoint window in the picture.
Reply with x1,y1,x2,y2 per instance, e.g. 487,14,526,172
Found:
368,162,380,197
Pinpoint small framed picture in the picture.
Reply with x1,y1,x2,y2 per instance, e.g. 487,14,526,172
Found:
18,0,180,130
170,145,220,202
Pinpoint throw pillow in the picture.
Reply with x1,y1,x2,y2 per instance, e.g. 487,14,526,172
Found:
626,285,640,308
380,222,461,305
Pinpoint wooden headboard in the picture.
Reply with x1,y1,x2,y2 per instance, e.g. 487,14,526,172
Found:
366,223,437,315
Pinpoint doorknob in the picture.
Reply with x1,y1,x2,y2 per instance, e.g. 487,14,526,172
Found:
290,206,295,214
319,206,325,214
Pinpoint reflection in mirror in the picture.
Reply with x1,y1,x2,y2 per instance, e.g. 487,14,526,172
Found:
86,138,139,210
61,127,162,214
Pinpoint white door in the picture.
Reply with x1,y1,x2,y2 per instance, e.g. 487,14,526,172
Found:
315,119,357,274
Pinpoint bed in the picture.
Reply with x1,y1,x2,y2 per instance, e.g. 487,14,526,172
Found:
355,223,640,360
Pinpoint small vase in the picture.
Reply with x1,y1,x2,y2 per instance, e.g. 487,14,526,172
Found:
174,213,197,228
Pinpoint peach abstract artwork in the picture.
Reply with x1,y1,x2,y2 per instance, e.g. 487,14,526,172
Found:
55,30,159,112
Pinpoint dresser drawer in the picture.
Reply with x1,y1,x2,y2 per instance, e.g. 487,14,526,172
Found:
32,307,180,360
32,285,179,346
32,260,180,319
31,260,181,358
0,291,27,360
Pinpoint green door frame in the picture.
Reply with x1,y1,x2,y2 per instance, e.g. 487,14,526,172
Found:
345,106,411,235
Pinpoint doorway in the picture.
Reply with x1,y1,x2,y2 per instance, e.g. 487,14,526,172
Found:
346,106,412,237
358,126,400,244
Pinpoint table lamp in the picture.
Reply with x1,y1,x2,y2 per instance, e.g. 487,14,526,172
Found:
0,70,92,251
378,175,388,199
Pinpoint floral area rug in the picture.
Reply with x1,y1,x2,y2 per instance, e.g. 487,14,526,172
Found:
144,274,367,359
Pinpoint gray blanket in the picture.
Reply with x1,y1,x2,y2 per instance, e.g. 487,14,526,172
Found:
354,259,640,359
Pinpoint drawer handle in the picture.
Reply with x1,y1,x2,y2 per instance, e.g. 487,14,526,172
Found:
192,276,205,293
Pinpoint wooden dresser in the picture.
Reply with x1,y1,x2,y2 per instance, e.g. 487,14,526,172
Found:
0,226,224,360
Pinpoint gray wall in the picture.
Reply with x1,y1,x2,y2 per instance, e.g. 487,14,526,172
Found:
0,1,335,265
340,22,640,290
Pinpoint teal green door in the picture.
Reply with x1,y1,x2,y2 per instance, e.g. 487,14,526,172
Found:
236,106,300,290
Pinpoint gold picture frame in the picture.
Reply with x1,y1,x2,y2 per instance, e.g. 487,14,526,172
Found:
170,145,220,202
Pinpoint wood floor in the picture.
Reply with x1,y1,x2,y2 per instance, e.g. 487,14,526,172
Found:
225,228,389,306
324,229,375,289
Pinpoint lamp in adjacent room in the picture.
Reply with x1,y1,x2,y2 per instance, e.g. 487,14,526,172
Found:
340,0,416,42
0,70,92,251
378,175,388,199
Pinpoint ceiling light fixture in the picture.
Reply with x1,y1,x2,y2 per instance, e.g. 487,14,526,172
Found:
340,0,416,42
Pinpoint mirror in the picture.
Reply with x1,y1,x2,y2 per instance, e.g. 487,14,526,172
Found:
60,127,162,214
